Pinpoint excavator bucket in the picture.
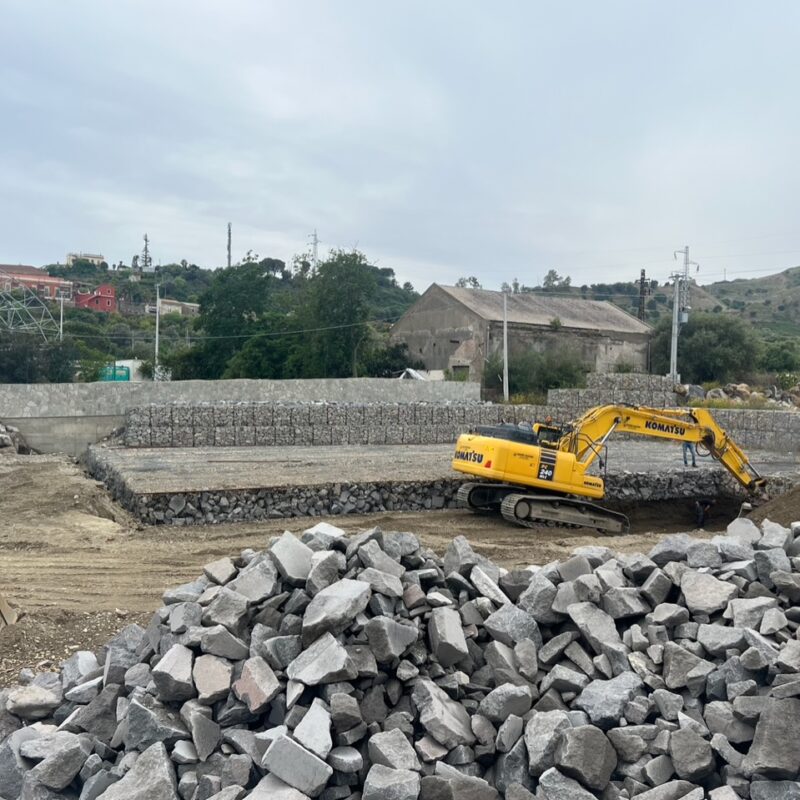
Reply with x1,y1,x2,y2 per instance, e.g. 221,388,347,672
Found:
0,592,18,629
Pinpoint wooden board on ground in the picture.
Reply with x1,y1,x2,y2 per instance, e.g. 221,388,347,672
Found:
0,593,18,628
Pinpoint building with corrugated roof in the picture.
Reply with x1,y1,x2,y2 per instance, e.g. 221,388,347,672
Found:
390,283,651,381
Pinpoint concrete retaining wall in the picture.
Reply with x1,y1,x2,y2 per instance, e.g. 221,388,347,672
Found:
0,378,479,455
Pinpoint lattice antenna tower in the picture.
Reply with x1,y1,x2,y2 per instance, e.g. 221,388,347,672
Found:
0,269,59,341
142,234,152,272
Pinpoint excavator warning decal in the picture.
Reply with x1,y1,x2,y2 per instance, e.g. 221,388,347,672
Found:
537,451,556,481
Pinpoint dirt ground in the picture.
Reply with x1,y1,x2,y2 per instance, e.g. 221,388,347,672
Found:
0,454,744,685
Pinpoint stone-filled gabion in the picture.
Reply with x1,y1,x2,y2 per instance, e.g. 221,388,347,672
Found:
86,440,777,525
4,517,800,798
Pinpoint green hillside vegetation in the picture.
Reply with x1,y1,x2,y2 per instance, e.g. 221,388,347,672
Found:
0,250,421,382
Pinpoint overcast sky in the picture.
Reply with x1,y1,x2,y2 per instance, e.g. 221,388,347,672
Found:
3,1,800,291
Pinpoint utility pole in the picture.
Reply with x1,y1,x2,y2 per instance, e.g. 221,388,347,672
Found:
668,246,698,382
154,282,160,378
638,269,648,321
502,291,509,402
58,292,64,342
227,222,232,268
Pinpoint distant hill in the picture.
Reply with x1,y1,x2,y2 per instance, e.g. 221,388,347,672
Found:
515,266,800,340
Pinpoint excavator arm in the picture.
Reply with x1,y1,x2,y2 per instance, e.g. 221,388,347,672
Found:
561,404,765,493
452,403,765,534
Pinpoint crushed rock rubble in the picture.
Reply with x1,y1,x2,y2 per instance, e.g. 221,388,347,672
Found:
3,518,800,799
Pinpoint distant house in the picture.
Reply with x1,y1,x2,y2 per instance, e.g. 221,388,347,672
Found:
66,252,106,267
0,264,72,300
391,283,651,381
74,283,117,313
158,298,200,317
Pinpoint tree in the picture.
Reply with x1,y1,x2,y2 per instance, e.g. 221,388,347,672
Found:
172,258,292,378
455,276,482,289
650,313,763,383
293,250,377,378
483,346,586,396
763,339,800,372
542,270,571,290
0,334,79,383
358,342,423,378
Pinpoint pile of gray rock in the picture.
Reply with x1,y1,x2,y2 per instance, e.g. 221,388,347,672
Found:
3,519,800,800
0,420,27,455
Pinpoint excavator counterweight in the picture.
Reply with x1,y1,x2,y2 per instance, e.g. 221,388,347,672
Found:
452,404,765,533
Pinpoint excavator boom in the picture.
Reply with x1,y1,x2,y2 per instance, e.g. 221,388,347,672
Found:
452,404,764,533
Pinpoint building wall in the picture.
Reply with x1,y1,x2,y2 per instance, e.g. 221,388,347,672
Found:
490,322,649,373
392,285,651,381
390,285,488,376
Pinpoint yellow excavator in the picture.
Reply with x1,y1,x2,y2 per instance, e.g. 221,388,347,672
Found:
452,404,766,534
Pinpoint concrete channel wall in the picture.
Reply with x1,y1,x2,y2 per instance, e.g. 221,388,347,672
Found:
0,378,480,455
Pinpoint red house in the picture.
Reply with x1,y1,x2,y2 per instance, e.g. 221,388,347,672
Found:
74,283,117,313
0,264,73,300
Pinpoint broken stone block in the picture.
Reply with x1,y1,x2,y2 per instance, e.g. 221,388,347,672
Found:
428,607,468,666
669,728,715,781
93,741,177,800
294,699,333,760
555,725,617,790
483,604,541,648
286,633,358,685
232,657,280,714
302,579,371,644
152,644,195,703
575,672,644,729
270,531,314,586
567,602,622,655
681,571,738,616
262,734,333,797
478,684,533,724
368,728,420,771
362,764,420,800
412,679,475,749
364,617,418,662
524,710,571,776
742,697,800,779
193,655,233,705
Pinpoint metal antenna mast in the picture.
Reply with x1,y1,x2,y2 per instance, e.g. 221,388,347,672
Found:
668,246,698,381
310,229,319,269
142,234,152,272
227,222,232,268
638,268,649,321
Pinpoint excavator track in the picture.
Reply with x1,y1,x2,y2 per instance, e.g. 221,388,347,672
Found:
500,493,630,535
457,482,630,534
456,482,519,512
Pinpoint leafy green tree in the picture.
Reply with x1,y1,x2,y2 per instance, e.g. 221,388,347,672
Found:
293,250,377,378
222,313,301,379
483,346,586,395
650,313,763,383
763,339,800,372
173,258,293,378
0,334,80,382
358,341,423,378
